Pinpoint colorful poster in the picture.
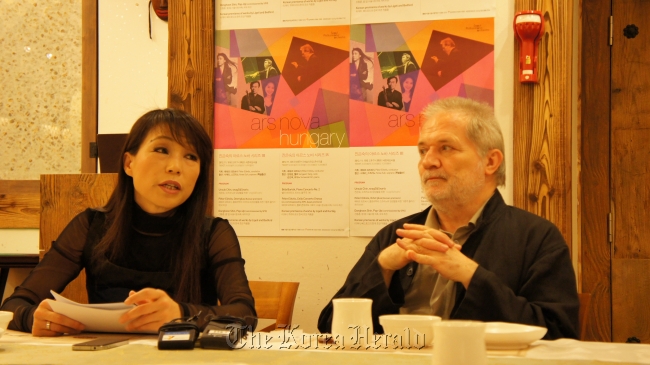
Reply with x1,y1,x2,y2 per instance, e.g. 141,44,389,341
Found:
215,26,351,236
215,26,350,149
351,0,495,24
349,18,494,147
217,0,350,31
214,18,494,237
348,18,494,234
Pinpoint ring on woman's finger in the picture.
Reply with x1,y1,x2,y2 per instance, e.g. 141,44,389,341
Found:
46,321,51,331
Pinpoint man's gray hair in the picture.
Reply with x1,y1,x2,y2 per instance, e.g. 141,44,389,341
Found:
300,44,314,54
420,97,506,186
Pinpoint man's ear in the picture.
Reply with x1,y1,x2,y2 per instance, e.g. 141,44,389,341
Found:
484,149,504,176
123,152,134,177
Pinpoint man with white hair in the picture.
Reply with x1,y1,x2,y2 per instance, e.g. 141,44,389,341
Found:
431,37,461,78
291,43,319,86
318,97,579,340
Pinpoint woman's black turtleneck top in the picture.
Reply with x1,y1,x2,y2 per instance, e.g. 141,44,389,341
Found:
1,205,256,332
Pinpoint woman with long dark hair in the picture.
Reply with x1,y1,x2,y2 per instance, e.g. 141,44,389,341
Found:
215,53,238,106
1,109,256,336
263,80,277,116
350,47,374,102
401,75,415,112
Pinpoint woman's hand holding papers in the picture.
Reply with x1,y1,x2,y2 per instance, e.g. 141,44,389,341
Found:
32,300,84,337
119,288,182,332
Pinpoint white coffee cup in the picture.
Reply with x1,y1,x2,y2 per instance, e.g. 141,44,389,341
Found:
432,320,487,365
331,298,373,348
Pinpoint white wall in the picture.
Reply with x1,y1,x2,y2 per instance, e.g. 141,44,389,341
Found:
96,3,515,333
98,1,168,132
0,230,39,255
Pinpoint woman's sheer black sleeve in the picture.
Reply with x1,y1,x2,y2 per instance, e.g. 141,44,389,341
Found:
179,218,257,330
0,209,92,332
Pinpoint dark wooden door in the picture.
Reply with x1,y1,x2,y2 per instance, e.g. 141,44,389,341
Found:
581,0,612,342
610,0,650,343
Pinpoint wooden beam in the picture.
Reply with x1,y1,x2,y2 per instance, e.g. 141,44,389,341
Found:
168,0,215,212
580,0,611,342
0,180,40,229
513,0,573,247
167,0,214,139
81,0,98,173
40,174,117,304
612,259,650,342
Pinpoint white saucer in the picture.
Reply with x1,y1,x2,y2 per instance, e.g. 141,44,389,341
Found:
485,322,547,350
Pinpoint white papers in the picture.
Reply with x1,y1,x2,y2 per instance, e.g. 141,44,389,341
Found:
216,0,495,29
351,0,495,24
217,0,351,30
47,291,152,334
216,149,350,236
50,291,128,310
350,147,425,236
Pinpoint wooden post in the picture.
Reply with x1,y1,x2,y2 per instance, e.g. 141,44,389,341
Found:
580,0,611,343
81,0,98,173
168,0,215,212
168,0,214,138
513,0,573,248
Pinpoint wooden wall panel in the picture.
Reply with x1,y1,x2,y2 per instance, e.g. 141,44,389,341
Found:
512,2,583,335
513,1,573,241
611,0,650,261
168,0,214,212
612,131,650,259
39,174,117,304
610,0,650,343
0,180,40,229
612,259,650,342
167,0,214,139
580,0,612,343
81,0,98,173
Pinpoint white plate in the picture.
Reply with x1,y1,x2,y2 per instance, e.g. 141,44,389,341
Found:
484,322,547,350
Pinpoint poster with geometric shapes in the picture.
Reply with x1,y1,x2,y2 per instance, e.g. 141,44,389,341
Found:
349,18,494,147
215,26,350,149
349,18,493,235
215,26,351,236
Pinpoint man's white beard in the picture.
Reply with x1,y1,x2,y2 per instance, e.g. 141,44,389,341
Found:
424,159,486,215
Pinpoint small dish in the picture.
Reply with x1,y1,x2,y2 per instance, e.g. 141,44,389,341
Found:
484,322,547,350
379,314,441,347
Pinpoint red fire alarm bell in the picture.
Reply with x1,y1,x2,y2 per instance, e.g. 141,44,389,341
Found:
514,10,544,83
